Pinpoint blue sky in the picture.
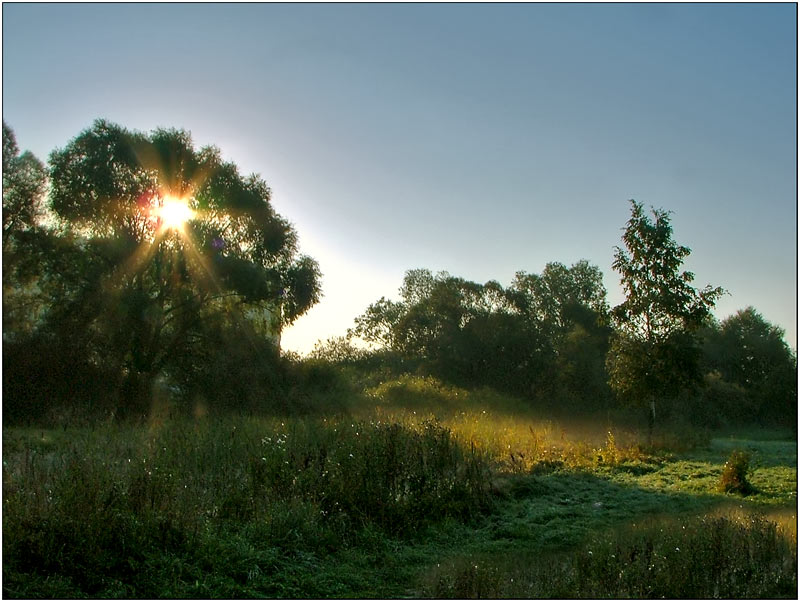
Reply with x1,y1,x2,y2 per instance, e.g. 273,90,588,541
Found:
3,3,796,352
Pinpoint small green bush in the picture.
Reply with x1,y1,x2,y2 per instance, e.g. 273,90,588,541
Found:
366,374,469,410
718,449,756,495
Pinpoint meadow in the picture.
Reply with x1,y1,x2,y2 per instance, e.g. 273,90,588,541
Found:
3,374,797,598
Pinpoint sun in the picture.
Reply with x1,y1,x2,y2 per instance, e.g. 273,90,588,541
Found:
156,195,195,231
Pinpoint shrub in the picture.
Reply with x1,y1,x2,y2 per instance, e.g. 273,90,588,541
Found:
366,374,469,410
718,449,756,495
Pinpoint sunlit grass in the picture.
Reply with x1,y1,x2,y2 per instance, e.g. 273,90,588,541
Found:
359,375,653,474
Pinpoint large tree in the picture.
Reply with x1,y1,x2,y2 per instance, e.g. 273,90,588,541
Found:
607,200,724,437
19,119,320,415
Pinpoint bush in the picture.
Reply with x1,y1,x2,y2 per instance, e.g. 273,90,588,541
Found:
2,336,119,425
283,356,353,415
366,374,469,410
718,449,756,495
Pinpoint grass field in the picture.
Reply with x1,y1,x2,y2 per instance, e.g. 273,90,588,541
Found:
3,376,797,598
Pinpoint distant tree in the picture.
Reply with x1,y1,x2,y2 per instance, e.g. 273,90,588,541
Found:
309,335,369,363
38,119,320,415
3,122,46,241
2,122,48,340
351,269,457,357
607,200,724,438
510,260,612,404
351,296,406,350
351,263,610,401
511,260,609,337
703,307,797,427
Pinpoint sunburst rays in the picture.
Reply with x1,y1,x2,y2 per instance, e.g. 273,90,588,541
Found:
103,153,226,303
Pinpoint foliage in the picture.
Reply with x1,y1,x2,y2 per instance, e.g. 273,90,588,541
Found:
702,308,797,428
2,122,46,244
718,449,756,495
308,335,370,363
510,259,609,337
607,200,724,432
610,201,723,341
351,262,611,404
2,121,321,419
2,122,48,341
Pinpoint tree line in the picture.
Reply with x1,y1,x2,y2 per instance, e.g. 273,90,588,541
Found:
3,120,796,429
333,201,796,432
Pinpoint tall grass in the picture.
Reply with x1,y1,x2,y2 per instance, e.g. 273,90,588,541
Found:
3,416,493,597
428,511,797,598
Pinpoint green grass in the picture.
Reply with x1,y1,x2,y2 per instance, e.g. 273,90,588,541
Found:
3,415,494,597
3,378,797,598
425,511,797,598
420,426,797,599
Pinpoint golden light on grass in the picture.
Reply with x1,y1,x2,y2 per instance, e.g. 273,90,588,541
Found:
156,195,195,232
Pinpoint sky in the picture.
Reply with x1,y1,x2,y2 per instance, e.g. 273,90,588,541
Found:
2,2,797,353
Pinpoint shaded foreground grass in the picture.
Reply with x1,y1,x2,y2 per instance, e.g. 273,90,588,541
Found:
427,511,797,598
3,381,797,598
3,415,492,597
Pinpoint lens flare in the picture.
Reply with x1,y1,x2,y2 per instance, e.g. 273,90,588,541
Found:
157,196,194,231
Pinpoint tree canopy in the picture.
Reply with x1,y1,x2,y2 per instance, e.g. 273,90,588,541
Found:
351,262,612,403
606,200,725,434
3,120,321,419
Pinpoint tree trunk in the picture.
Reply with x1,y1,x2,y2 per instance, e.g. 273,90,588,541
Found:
647,397,656,446
118,369,153,421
